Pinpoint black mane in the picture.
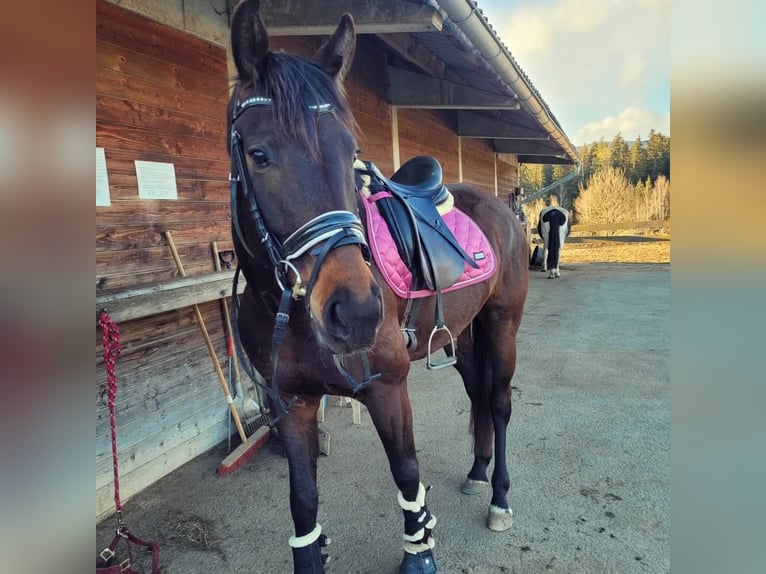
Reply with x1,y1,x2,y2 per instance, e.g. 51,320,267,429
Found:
241,51,357,158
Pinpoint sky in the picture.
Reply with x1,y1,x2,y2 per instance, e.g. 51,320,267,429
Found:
475,0,670,146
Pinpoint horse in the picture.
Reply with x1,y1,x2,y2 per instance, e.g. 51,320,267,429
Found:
226,2,528,572
537,206,571,278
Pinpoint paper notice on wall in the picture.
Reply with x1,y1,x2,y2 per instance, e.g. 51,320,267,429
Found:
135,160,178,200
96,147,111,206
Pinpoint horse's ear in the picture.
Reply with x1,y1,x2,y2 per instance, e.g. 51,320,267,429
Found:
315,13,356,82
231,0,269,83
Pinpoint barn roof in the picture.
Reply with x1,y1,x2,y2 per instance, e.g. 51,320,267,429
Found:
254,0,579,165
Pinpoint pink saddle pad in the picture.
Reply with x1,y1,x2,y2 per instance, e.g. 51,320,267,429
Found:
360,191,497,299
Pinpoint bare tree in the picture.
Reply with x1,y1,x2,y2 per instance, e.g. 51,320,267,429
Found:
574,167,636,225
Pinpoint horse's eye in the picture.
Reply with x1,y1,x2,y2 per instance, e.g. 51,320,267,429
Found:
249,148,270,166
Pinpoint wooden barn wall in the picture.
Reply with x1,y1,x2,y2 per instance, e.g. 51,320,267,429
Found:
496,156,519,210
397,109,460,184
96,0,233,518
460,137,496,194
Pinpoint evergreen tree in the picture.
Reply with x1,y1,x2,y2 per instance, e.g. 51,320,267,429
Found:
628,136,648,183
610,132,630,172
646,129,670,180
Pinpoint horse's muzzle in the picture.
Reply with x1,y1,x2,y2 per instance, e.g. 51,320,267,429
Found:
318,283,383,354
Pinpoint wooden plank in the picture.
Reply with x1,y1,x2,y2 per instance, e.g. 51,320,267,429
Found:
259,1,442,35
457,110,549,139
388,67,519,109
96,338,224,432
97,94,226,140
104,172,227,202
96,415,228,521
96,121,227,161
95,303,228,364
96,67,227,122
96,271,244,324
96,387,228,478
570,219,671,233
103,148,228,181
96,242,214,277
97,262,214,293
96,221,232,252
96,200,229,225
97,40,226,101
96,0,227,77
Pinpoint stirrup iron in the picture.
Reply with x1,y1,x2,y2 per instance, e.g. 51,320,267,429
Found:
426,324,457,370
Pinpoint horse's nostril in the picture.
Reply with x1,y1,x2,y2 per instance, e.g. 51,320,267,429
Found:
322,286,382,347
329,300,349,329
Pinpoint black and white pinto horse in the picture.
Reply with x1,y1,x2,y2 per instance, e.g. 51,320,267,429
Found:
537,206,570,278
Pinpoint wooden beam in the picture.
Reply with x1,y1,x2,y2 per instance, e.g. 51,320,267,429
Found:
377,33,460,83
517,154,575,165
388,67,519,109
97,271,245,324
492,139,565,155
457,111,549,139
258,0,442,35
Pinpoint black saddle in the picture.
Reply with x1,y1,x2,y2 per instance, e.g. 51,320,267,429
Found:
357,156,478,292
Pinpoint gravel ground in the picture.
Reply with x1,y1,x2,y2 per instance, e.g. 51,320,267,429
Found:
97,259,670,574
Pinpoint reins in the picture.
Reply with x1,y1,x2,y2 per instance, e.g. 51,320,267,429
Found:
228,95,379,426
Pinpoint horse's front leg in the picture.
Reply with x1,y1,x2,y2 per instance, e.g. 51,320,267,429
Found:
364,379,438,574
276,396,329,574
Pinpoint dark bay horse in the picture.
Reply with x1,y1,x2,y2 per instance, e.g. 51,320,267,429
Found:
227,2,528,572
537,206,571,278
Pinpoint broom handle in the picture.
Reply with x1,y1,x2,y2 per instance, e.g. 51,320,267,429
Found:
212,242,241,384
166,232,249,445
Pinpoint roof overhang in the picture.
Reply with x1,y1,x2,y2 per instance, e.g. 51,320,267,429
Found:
255,0,443,35
250,0,579,166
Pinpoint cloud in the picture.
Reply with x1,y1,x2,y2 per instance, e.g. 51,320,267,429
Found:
507,0,610,55
574,107,670,144
484,0,669,142
620,53,645,87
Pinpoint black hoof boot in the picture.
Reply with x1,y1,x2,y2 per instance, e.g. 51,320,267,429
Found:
292,539,326,574
398,549,437,574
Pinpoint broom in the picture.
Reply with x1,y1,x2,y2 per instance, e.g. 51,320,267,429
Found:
165,232,269,475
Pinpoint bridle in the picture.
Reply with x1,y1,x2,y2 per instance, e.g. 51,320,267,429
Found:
228,94,380,425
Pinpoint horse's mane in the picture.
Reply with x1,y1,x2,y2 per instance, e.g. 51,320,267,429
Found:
239,51,358,159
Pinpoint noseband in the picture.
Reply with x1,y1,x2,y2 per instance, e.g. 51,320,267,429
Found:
228,95,379,425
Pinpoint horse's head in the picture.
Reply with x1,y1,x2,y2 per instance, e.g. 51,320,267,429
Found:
228,0,383,355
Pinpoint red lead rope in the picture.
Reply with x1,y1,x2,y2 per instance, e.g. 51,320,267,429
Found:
100,310,123,520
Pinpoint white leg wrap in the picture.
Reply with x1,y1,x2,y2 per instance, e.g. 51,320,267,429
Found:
288,524,322,548
397,482,426,512
404,535,436,555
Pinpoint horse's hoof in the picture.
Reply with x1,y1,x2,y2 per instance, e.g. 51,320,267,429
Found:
461,478,489,495
399,548,437,574
487,505,514,532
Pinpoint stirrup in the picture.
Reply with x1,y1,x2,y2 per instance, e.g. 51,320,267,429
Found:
426,324,457,370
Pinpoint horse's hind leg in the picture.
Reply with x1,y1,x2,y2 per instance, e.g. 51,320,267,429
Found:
455,329,491,496
276,397,330,573
456,317,518,532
